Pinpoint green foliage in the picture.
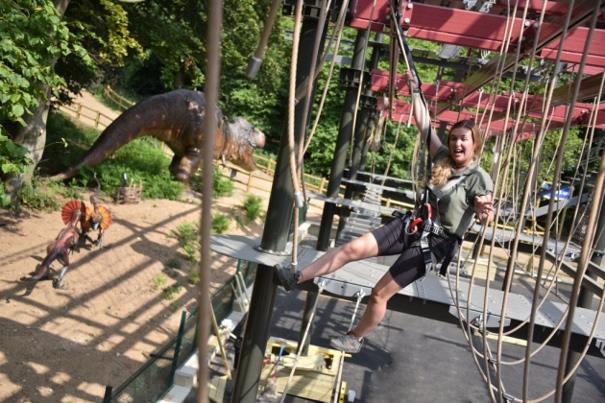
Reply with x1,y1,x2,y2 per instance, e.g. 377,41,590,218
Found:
190,169,235,198
0,1,68,126
242,195,263,222
214,170,235,198
57,0,141,96
173,221,199,261
161,284,183,301
0,132,30,207
212,213,230,234
17,178,60,212
151,273,167,290
188,269,200,285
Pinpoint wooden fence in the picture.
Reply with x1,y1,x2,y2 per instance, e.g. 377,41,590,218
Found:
58,102,114,130
102,85,135,111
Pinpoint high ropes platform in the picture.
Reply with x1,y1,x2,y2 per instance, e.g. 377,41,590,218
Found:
197,1,605,403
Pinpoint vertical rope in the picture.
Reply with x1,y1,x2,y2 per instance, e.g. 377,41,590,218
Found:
197,0,222,401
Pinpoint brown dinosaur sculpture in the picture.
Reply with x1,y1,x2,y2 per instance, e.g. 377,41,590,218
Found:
52,89,266,183
26,207,82,288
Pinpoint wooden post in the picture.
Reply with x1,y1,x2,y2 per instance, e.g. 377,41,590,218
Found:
76,103,82,120
95,111,101,128
386,198,392,207
319,178,326,193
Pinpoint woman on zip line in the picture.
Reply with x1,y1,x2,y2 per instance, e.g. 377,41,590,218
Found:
276,71,495,354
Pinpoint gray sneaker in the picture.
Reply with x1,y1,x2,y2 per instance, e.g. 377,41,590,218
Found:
330,332,364,353
274,264,300,291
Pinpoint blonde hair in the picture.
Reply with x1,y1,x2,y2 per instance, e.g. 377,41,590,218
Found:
430,120,482,187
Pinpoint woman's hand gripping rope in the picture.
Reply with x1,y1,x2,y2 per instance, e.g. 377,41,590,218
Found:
474,194,494,225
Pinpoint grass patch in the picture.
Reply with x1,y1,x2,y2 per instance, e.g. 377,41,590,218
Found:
190,168,235,198
242,194,263,222
161,284,183,301
212,213,230,234
188,269,200,285
17,178,61,212
151,273,167,291
173,221,199,261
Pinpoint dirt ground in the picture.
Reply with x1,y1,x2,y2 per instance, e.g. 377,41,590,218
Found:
0,165,320,402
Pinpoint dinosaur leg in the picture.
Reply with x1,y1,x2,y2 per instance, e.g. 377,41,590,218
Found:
176,148,201,182
52,253,70,288
169,154,184,178
52,266,68,289
29,265,51,281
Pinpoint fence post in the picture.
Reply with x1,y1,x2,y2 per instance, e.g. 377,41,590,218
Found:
76,103,82,120
95,112,101,128
267,159,273,174
169,310,188,384
102,386,113,403
319,178,326,193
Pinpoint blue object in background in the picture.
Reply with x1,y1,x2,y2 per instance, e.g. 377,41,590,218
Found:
539,182,572,201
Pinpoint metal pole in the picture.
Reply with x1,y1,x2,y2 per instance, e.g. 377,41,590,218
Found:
197,1,222,401
317,30,371,251
230,15,326,403
300,30,372,358
169,310,188,384
336,32,383,240
561,189,605,403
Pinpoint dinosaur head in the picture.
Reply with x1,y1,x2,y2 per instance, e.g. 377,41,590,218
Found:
222,117,265,171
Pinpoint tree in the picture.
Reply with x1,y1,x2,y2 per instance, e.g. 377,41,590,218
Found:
0,0,85,200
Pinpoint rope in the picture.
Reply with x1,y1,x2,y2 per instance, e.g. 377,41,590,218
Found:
197,0,222,401
450,2,605,401
279,280,327,403
332,289,366,403
303,0,350,155
287,0,305,271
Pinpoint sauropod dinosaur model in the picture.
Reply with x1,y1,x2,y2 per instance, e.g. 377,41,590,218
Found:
52,89,266,183
26,206,82,288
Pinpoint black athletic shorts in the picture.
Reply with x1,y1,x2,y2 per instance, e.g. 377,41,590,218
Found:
371,216,460,288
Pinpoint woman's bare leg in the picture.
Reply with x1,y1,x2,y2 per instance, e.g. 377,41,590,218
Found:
349,271,402,338
297,232,380,284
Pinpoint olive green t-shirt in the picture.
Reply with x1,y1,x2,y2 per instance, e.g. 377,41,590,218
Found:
429,146,494,238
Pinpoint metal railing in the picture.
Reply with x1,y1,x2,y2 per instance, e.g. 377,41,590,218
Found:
103,261,256,403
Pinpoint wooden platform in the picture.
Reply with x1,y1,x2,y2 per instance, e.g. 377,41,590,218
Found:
258,337,347,402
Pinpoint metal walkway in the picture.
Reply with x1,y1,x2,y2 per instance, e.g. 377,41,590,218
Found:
210,234,605,353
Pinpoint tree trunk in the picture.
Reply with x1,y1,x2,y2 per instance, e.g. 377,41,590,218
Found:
5,0,70,198
5,99,51,196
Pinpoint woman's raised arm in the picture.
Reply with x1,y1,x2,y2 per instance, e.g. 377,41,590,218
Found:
407,72,442,157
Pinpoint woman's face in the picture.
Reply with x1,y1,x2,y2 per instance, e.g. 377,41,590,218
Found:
449,127,475,168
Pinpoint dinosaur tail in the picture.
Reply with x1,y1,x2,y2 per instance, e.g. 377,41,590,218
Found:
51,95,170,181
